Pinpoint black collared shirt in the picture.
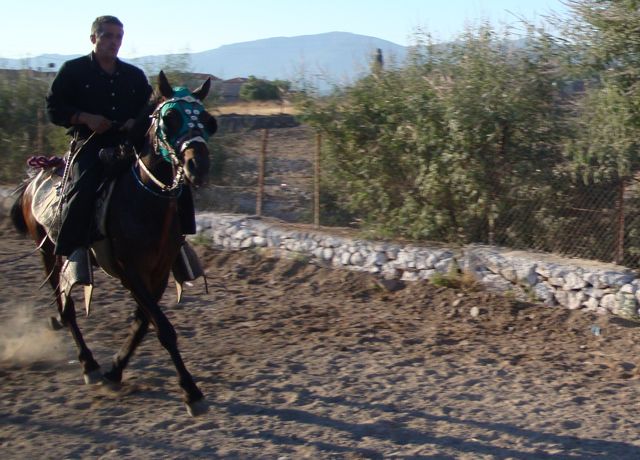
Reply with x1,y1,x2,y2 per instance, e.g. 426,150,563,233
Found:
46,52,152,144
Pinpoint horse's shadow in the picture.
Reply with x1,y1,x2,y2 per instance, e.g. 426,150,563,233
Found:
212,390,640,459
610,317,640,328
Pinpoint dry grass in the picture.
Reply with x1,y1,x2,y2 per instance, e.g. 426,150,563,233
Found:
210,100,299,116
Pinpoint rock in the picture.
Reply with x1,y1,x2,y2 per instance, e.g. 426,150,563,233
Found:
584,287,605,299
534,282,555,305
481,273,515,292
548,277,565,287
563,272,587,290
401,271,421,282
500,267,518,283
381,265,402,280
601,272,635,288
600,293,618,312
583,297,600,311
583,272,605,289
567,291,586,310
554,290,569,307
435,258,456,274
349,252,365,266
252,236,267,247
514,262,538,287
373,252,388,266
386,247,400,260
615,291,639,319
619,283,636,294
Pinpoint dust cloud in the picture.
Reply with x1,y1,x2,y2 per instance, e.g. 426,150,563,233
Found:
0,304,67,364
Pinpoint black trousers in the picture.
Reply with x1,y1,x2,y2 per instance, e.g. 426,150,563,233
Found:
179,185,197,235
54,139,104,256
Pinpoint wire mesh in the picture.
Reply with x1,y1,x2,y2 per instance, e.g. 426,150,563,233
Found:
201,126,640,269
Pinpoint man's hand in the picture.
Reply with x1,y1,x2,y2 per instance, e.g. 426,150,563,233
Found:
77,112,112,134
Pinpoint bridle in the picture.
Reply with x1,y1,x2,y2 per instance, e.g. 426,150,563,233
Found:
134,89,212,195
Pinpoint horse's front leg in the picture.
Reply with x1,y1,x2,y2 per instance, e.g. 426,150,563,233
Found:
59,295,102,383
103,307,149,384
126,274,206,416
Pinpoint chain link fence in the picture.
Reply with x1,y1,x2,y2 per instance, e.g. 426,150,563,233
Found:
195,121,316,223
491,179,640,268
197,122,640,269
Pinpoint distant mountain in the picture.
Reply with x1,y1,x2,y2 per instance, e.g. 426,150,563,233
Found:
0,32,407,88
186,32,407,84
0,53,82,71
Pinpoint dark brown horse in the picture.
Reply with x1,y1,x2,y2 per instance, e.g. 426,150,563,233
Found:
11,71,217,416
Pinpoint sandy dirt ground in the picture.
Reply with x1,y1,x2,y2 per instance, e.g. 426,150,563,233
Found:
2,218,640,459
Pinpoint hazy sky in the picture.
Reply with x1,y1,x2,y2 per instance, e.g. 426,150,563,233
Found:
2,0,570,59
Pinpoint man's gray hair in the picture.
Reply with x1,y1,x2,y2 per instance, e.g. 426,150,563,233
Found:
91,16,123,36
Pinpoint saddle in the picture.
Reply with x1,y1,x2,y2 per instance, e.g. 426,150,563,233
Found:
28,155,206,314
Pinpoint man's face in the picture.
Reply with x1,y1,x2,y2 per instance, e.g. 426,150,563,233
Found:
91,23,123,60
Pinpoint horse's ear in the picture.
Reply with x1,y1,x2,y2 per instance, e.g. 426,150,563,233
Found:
192,77,211,101
158,71,174,99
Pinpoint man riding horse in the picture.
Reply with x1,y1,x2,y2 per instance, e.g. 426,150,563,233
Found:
12,16,217,415
46,15,202,283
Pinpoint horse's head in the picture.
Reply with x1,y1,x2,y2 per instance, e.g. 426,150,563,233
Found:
152,71,217,187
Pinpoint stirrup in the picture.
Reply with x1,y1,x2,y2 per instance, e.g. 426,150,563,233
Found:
60,247,94,316
172,241,208,303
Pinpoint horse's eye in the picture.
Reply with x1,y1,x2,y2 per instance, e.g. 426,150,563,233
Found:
161,109,182,134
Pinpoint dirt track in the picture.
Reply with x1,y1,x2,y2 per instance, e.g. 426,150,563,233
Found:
2,219,640,459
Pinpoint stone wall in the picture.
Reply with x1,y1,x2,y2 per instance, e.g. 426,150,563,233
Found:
2,185,638,319
195,212,640,319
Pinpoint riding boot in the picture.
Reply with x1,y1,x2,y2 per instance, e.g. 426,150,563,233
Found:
59,247,94,317
172,240,207,303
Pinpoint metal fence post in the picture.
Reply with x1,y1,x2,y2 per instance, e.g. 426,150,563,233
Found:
314,132,321,228
615,180,625,265
256,128,268,217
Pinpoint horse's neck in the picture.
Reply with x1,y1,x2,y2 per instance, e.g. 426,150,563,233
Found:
138,149,175,186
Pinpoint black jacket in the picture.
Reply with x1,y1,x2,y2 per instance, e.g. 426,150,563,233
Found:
46,52,152,145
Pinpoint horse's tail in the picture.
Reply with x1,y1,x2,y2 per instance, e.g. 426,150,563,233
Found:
10,184,28,235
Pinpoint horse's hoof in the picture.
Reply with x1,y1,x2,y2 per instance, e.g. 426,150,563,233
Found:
186,398,208,417
83,369,103,385
48,316,65,331
100,374,122,390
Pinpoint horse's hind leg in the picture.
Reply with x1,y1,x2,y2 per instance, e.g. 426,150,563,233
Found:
38,237,67,330
20,188,101,383
39,237,101,383
103,307,149,384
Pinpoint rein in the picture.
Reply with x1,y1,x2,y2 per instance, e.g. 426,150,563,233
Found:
132,155,183,197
